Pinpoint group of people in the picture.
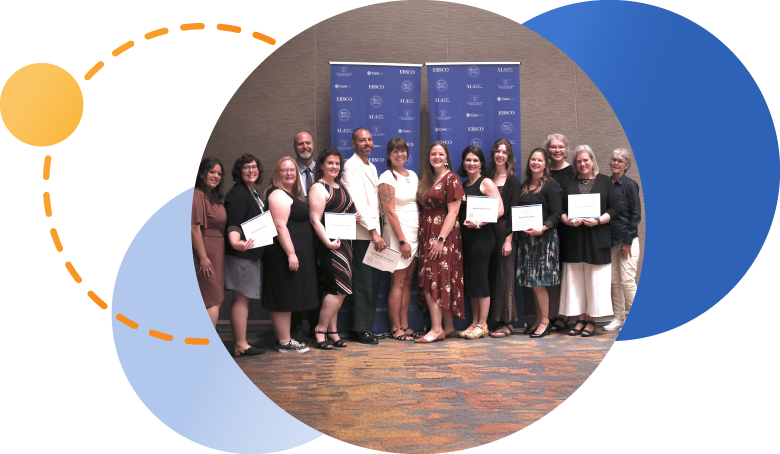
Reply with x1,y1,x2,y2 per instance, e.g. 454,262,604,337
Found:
192,129,641,355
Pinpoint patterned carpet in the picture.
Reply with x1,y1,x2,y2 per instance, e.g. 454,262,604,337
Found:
232,328,617,453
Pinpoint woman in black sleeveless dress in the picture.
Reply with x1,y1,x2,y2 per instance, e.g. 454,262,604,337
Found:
262,157,318,353
309,149,358,350
457,146,503,340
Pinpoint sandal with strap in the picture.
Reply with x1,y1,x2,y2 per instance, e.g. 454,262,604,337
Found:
314,330,333,350
402,327,421,339
459,324,477,339
391,328,413,341
326,331,347,347
490,323,514,338
465,324,488,340
549,316,569,332
568,318,587,336
581,321,597,337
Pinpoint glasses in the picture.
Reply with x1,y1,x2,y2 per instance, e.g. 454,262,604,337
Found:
390,149,407,155
279,168,297,174
610,158,626,164
242,165,258,171
549,146,566,150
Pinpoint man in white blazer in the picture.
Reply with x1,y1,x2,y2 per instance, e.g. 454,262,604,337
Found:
341,127,387,344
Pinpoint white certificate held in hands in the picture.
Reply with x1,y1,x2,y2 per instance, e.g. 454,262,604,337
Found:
362,242,401,272
325,212,357,240
512,205,543,232
568,193,601,219
240,211,276,248
466,196,499,224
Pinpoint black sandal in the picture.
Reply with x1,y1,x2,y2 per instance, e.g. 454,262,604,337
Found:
326,331,347,348
391,328,413,341
581,320,597,337
549,316,568,332
568,318,587,336
315,330,333,349
401,327,420,339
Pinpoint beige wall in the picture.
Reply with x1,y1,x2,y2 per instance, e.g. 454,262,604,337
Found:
204,0,644,278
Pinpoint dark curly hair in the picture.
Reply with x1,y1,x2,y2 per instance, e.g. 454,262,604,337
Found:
231,154,263,185
313,148,345,182
457,145,487,177
194,157,224,204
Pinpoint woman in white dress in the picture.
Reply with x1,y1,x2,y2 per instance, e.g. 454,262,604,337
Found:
378,137,420,341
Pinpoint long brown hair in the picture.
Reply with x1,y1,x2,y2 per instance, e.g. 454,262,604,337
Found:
519,148,552,196
264,156,303,201
416,141,453,205
487,138,517,178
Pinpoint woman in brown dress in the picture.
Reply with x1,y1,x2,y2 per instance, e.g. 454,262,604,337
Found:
486,139,522,338
191,157,227,328
415,141,465,343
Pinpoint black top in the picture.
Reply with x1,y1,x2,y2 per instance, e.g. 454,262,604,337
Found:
610,174,641,246
550,165,576,187
495,173,521,242
560,173,621,265
516,178,563,230
224,183,265,261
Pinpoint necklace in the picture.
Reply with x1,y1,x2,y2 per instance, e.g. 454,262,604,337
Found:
578,178,595,194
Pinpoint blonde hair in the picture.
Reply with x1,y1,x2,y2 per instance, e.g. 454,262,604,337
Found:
264,156,303,201
572,145,599,176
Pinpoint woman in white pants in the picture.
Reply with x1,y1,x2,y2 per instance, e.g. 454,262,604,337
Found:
558,145,620,337
604,148,641,331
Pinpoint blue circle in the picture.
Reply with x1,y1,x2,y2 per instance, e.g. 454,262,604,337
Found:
525,1,779,340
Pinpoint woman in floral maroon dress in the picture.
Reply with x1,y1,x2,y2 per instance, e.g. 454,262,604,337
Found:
415,141,465,343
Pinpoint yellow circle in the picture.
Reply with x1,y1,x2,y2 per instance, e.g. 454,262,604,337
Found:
0,63,83,147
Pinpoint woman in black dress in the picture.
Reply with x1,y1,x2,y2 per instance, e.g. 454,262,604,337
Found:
545,133,576,333
559,145,620,337
516,148,563,338
263,157,319,353
224,154,267,356
457,146,503,340
309,149,360,350
486,138,522,338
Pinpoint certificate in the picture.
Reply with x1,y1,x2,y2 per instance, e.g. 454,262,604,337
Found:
325,213,356,240
240,211,276,248
512,205,543,231
568,194,601,219
361,242,401,272
466,196,499,224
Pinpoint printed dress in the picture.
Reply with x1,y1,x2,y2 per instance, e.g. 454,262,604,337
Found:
316,180,355,295
417,171,465,319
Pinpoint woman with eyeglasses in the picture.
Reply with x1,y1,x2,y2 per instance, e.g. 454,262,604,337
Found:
559,145,620,337
378,138,420,341
262,156,318,353
223,154,267,356
192,157,227,328
544,133,576,333
604,148,641,332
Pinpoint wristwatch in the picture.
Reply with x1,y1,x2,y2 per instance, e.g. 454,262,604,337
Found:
437,236,445,242
399,240,406,246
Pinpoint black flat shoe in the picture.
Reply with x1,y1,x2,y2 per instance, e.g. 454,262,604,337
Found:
326,331,347,347
233,345,266,356
530,323,551,339
549,317,569,332
568,318,587,336
353,331,379,345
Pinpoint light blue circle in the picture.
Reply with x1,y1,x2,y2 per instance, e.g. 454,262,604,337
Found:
113,189,320,453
